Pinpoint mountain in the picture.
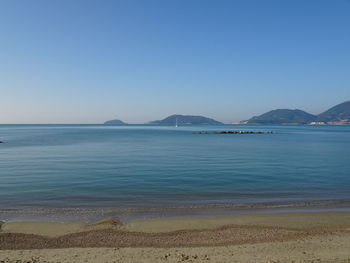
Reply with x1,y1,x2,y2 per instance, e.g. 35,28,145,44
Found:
149,114,223,125
247,109,316,124
104,119,127,125
316,101,350,122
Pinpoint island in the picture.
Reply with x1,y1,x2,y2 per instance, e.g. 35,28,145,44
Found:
149,114,223,125
246,109,316,124
104,119,127,125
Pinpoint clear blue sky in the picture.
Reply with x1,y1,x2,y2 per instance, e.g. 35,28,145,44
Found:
0,0,349,124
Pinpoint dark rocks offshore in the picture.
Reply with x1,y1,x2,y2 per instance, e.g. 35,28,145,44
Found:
193,131,273,134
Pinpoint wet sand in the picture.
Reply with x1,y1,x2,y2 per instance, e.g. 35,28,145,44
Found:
1,212,350,262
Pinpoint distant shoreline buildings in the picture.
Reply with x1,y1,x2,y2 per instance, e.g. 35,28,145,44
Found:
309,121,350,125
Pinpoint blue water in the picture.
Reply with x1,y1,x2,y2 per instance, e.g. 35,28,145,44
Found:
0,124,350,213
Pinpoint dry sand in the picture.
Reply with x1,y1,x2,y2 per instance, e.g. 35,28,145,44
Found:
1,212,350,262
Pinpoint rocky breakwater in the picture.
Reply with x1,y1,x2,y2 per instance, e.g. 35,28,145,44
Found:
193,131,274,134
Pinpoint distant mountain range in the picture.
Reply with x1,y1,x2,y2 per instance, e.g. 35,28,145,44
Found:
149,114,223,125
247,109,316,124
103,101,350,125
246,101,350,124
104,119,127,125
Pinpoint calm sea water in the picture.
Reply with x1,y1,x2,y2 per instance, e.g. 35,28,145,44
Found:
0,124,350,215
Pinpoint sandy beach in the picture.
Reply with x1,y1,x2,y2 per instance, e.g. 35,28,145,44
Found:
1,212,350,262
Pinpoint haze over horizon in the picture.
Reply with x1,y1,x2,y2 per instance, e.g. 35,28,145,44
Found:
1,0,350,124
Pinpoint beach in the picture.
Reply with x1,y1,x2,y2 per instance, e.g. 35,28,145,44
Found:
2,0,350,261
1,212,350,262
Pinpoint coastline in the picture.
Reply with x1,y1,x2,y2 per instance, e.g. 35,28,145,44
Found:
1,199,350,224
1,211,350,262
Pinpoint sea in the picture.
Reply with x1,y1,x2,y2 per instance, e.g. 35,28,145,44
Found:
0,124,349,222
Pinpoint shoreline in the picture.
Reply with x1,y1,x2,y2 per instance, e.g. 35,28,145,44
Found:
1,199,350,224
1,212,350,262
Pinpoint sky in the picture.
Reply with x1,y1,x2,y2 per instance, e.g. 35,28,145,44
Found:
0,0,349,124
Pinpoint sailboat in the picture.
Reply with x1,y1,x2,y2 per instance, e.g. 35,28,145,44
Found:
175,117,178,127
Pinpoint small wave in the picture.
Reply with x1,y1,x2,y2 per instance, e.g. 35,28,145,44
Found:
1,199,350,215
